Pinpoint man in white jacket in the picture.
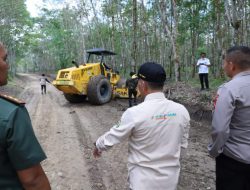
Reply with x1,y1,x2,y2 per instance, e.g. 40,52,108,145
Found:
93,62,190,190
196,52,211,90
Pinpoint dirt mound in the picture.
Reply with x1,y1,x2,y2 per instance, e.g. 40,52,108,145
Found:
164,82,215,123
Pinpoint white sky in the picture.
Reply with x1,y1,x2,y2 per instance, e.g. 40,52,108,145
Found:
25,0,77,17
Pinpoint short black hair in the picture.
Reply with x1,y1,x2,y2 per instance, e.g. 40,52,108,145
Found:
146,81,164,90
226,46,250,70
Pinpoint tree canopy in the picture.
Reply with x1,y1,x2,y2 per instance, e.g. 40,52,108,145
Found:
1,0,250,81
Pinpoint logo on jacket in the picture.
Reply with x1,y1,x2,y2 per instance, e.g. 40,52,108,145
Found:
114,120,121,128
151,113,176,120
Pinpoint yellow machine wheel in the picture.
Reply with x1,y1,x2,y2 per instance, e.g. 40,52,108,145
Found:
87,75,112,105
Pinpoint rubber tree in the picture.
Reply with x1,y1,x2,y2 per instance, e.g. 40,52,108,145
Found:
158,0,181,82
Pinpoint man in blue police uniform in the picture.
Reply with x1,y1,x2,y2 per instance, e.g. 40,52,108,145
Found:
0,42,51,189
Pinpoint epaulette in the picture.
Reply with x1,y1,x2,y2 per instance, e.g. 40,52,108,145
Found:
0,93,25,106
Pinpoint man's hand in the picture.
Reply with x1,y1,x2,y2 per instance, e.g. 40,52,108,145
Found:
93,147,102,158
17,164,51,190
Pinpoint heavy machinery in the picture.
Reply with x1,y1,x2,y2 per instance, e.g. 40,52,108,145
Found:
53,48,129,105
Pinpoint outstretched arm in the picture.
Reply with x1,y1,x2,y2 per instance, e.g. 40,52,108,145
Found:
17,164,51,190
208,87,234,157
45,78,51,83
93,110,135,158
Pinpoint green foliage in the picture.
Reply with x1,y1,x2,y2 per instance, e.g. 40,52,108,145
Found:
1,0,250,81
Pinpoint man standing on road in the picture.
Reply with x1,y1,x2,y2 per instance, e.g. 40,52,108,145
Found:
93,62,190,190
196,52,211,90
40,74,50,94
126,71,138,107
0,42,51,189
208,46,250,190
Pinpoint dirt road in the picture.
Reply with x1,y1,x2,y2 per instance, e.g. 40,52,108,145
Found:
14,74,215,190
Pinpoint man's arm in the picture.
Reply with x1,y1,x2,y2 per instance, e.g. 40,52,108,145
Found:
6,107,50,188
45,78,51,83
196,60,202,67
181,114,190,149
17,164,51,190
206,58,211,67
208,86,234,157
93,110,135,157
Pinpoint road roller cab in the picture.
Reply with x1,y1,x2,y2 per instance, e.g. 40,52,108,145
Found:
52,48,129,105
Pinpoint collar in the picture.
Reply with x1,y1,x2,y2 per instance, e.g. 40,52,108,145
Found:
233,70,250,79
144,92,166,102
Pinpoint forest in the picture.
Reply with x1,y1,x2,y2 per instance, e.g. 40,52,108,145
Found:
1,0,250,83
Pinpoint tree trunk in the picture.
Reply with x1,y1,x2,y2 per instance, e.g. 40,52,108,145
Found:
158,0,180,82
132,0,138,72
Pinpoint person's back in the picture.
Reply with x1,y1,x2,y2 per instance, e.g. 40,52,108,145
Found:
126,77,138,90
40,74,50,94
126,92,189,189
40,76,46,85
93,62,190,190
126,72,138,107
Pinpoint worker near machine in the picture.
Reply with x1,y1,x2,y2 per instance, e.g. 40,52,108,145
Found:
93,62,190,190
40,74,50,94
0,42,51,189
126,71,138,107
208,46,250,190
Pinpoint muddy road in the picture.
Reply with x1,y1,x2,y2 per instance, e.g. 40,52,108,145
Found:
11,74,215,190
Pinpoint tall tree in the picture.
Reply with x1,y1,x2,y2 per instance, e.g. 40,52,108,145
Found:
132,0,138,72
158,0,181,82
224,0,244,45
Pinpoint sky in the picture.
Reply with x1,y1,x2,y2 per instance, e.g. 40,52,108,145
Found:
25,0,77,17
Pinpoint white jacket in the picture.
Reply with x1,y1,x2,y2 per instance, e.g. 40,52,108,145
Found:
96,92,190,190
197,58,210,73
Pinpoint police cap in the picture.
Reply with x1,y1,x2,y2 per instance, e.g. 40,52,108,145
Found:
137,62,166,83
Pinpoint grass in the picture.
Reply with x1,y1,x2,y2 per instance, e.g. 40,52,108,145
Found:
186,75,226,91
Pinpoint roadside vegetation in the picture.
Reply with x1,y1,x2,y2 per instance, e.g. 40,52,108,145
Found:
1,0,249,84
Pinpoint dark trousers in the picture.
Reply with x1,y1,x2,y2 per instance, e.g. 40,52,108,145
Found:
199,73,209,89
41,85,46,94
216,154,250,190
128,89,137,107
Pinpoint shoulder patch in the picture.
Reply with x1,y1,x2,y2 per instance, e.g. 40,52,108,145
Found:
0,94,25,106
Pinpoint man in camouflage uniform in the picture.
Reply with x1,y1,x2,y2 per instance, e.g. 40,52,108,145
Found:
0,42,51,189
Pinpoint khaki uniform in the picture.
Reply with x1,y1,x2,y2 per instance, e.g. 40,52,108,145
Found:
0,94,46,189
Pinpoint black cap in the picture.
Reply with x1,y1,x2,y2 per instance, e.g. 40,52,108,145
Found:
130,71,136,77
137,62,166,83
